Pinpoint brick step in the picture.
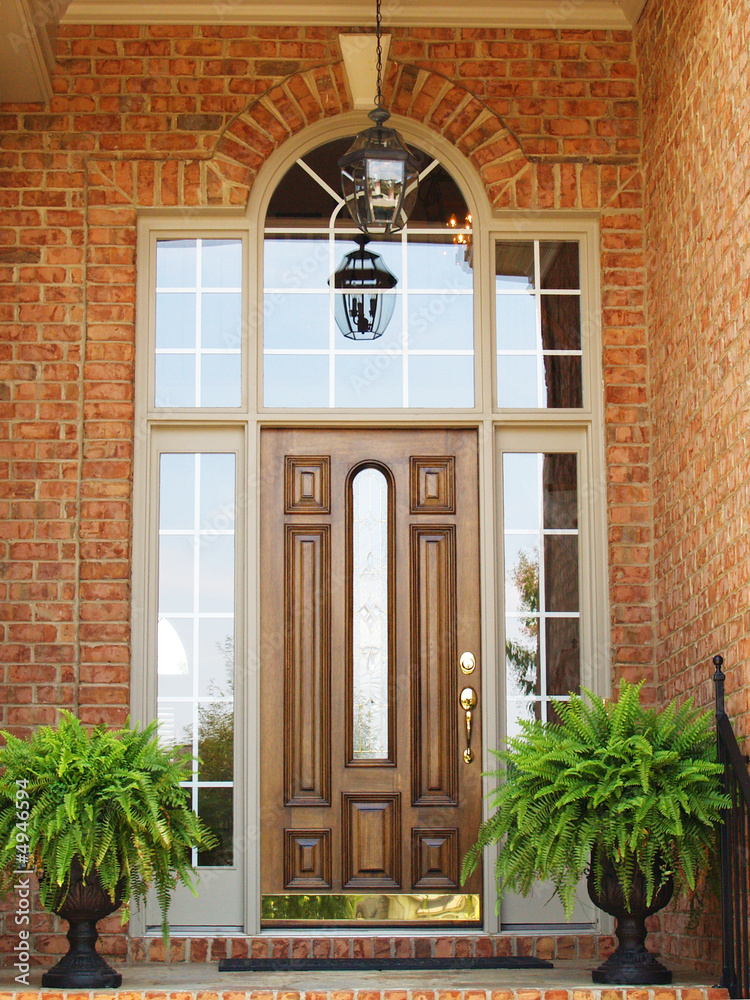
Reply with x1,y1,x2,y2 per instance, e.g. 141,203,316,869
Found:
0,987,733,1000
125,935,616,964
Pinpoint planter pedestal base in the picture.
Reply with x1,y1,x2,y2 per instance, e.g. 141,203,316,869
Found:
41,918,122,989
41,859,124,989
591,913,672,984
587,855,674,987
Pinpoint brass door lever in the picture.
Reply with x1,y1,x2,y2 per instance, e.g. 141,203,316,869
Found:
460,686,477,763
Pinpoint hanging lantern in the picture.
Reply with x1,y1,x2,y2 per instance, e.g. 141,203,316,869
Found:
329,236,397,341
338,0,420,236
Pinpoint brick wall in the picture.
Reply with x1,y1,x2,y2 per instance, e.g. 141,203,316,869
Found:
0,22,650,962
637,0,750,974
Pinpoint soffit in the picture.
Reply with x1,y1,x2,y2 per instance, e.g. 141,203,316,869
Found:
60,0,647,28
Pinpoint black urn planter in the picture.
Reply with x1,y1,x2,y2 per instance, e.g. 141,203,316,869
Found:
587,851,674,985
41,858,125,989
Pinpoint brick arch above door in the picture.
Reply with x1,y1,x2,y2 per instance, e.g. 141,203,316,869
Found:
86,59,642,215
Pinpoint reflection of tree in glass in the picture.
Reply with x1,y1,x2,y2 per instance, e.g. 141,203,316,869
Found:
262,894,359,920
185,636,234,866
506,549,539,697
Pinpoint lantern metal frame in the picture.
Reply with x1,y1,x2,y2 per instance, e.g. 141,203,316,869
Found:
338,0,420,236
329,235,398,341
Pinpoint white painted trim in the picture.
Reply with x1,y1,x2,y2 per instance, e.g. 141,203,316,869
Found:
620,0,648,26
0,0,60,104
340,34,391,111
62,0,636,28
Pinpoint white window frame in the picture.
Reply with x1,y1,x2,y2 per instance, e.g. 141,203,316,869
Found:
132,115,609,937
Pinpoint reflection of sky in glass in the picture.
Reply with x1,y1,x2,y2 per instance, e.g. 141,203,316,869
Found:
496,294,537,352
202,239,242,287
263,230,474,408
503,454,540,531
497,355,538,408
156,240,196,287
155,238,242,409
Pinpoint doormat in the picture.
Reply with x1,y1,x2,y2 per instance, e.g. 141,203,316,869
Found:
219,956,553,972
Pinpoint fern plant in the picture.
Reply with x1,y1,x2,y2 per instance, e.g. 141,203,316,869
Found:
0,712,216,941
462,682,729,917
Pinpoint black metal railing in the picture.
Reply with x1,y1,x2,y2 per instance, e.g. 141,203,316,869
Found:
714,654,750,999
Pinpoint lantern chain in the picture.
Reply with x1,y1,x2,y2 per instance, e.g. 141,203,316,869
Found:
375,0,383,108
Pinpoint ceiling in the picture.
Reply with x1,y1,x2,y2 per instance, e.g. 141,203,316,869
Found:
1,0,647,104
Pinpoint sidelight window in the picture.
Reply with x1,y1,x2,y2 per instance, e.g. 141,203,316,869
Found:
156,451,236,866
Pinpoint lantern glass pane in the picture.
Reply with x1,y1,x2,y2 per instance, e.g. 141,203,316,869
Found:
365,157,406,226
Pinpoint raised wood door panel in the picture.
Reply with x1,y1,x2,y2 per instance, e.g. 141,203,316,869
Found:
259,428,482,908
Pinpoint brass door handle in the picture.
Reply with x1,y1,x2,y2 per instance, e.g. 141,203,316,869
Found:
460,686,477,763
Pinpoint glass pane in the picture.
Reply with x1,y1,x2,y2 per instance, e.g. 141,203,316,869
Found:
546,617,580,695
496,294,536,352
157,618,193,693
408,235,473,290
503,453,540,532
264,294,330,351
154,239,242,409
199,453,237,531
264,353,329,407
495,241,535,290
198,787,233,866
201,354,241,408
544,535,579,613
158,535,194,613
504,536,539,616
202,292,241,350
155,353,195,408
157,699,192,754
198,534,235,613
540,241,579,290
543,454,578,530
156,239,196,288
333,298,404,352
197,619,234,699
155,292,196,350
352,467,389,760
334,354,403,408
507,699,541,742
541,295,581,351
408,293,473,352
202,239,242,288
264,236,331,290
543,355,582,408
158,453,195,530
198,702,234,781
497,354,538,408
408,355,474,407
506,616,539,698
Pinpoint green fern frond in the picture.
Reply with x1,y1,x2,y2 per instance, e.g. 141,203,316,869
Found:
0,711,217,944
462,682,730,918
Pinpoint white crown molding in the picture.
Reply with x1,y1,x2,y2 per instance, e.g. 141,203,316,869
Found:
61,0,639,30
0,0,68,104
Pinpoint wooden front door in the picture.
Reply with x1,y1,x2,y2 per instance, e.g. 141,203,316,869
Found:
259,428,482,924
